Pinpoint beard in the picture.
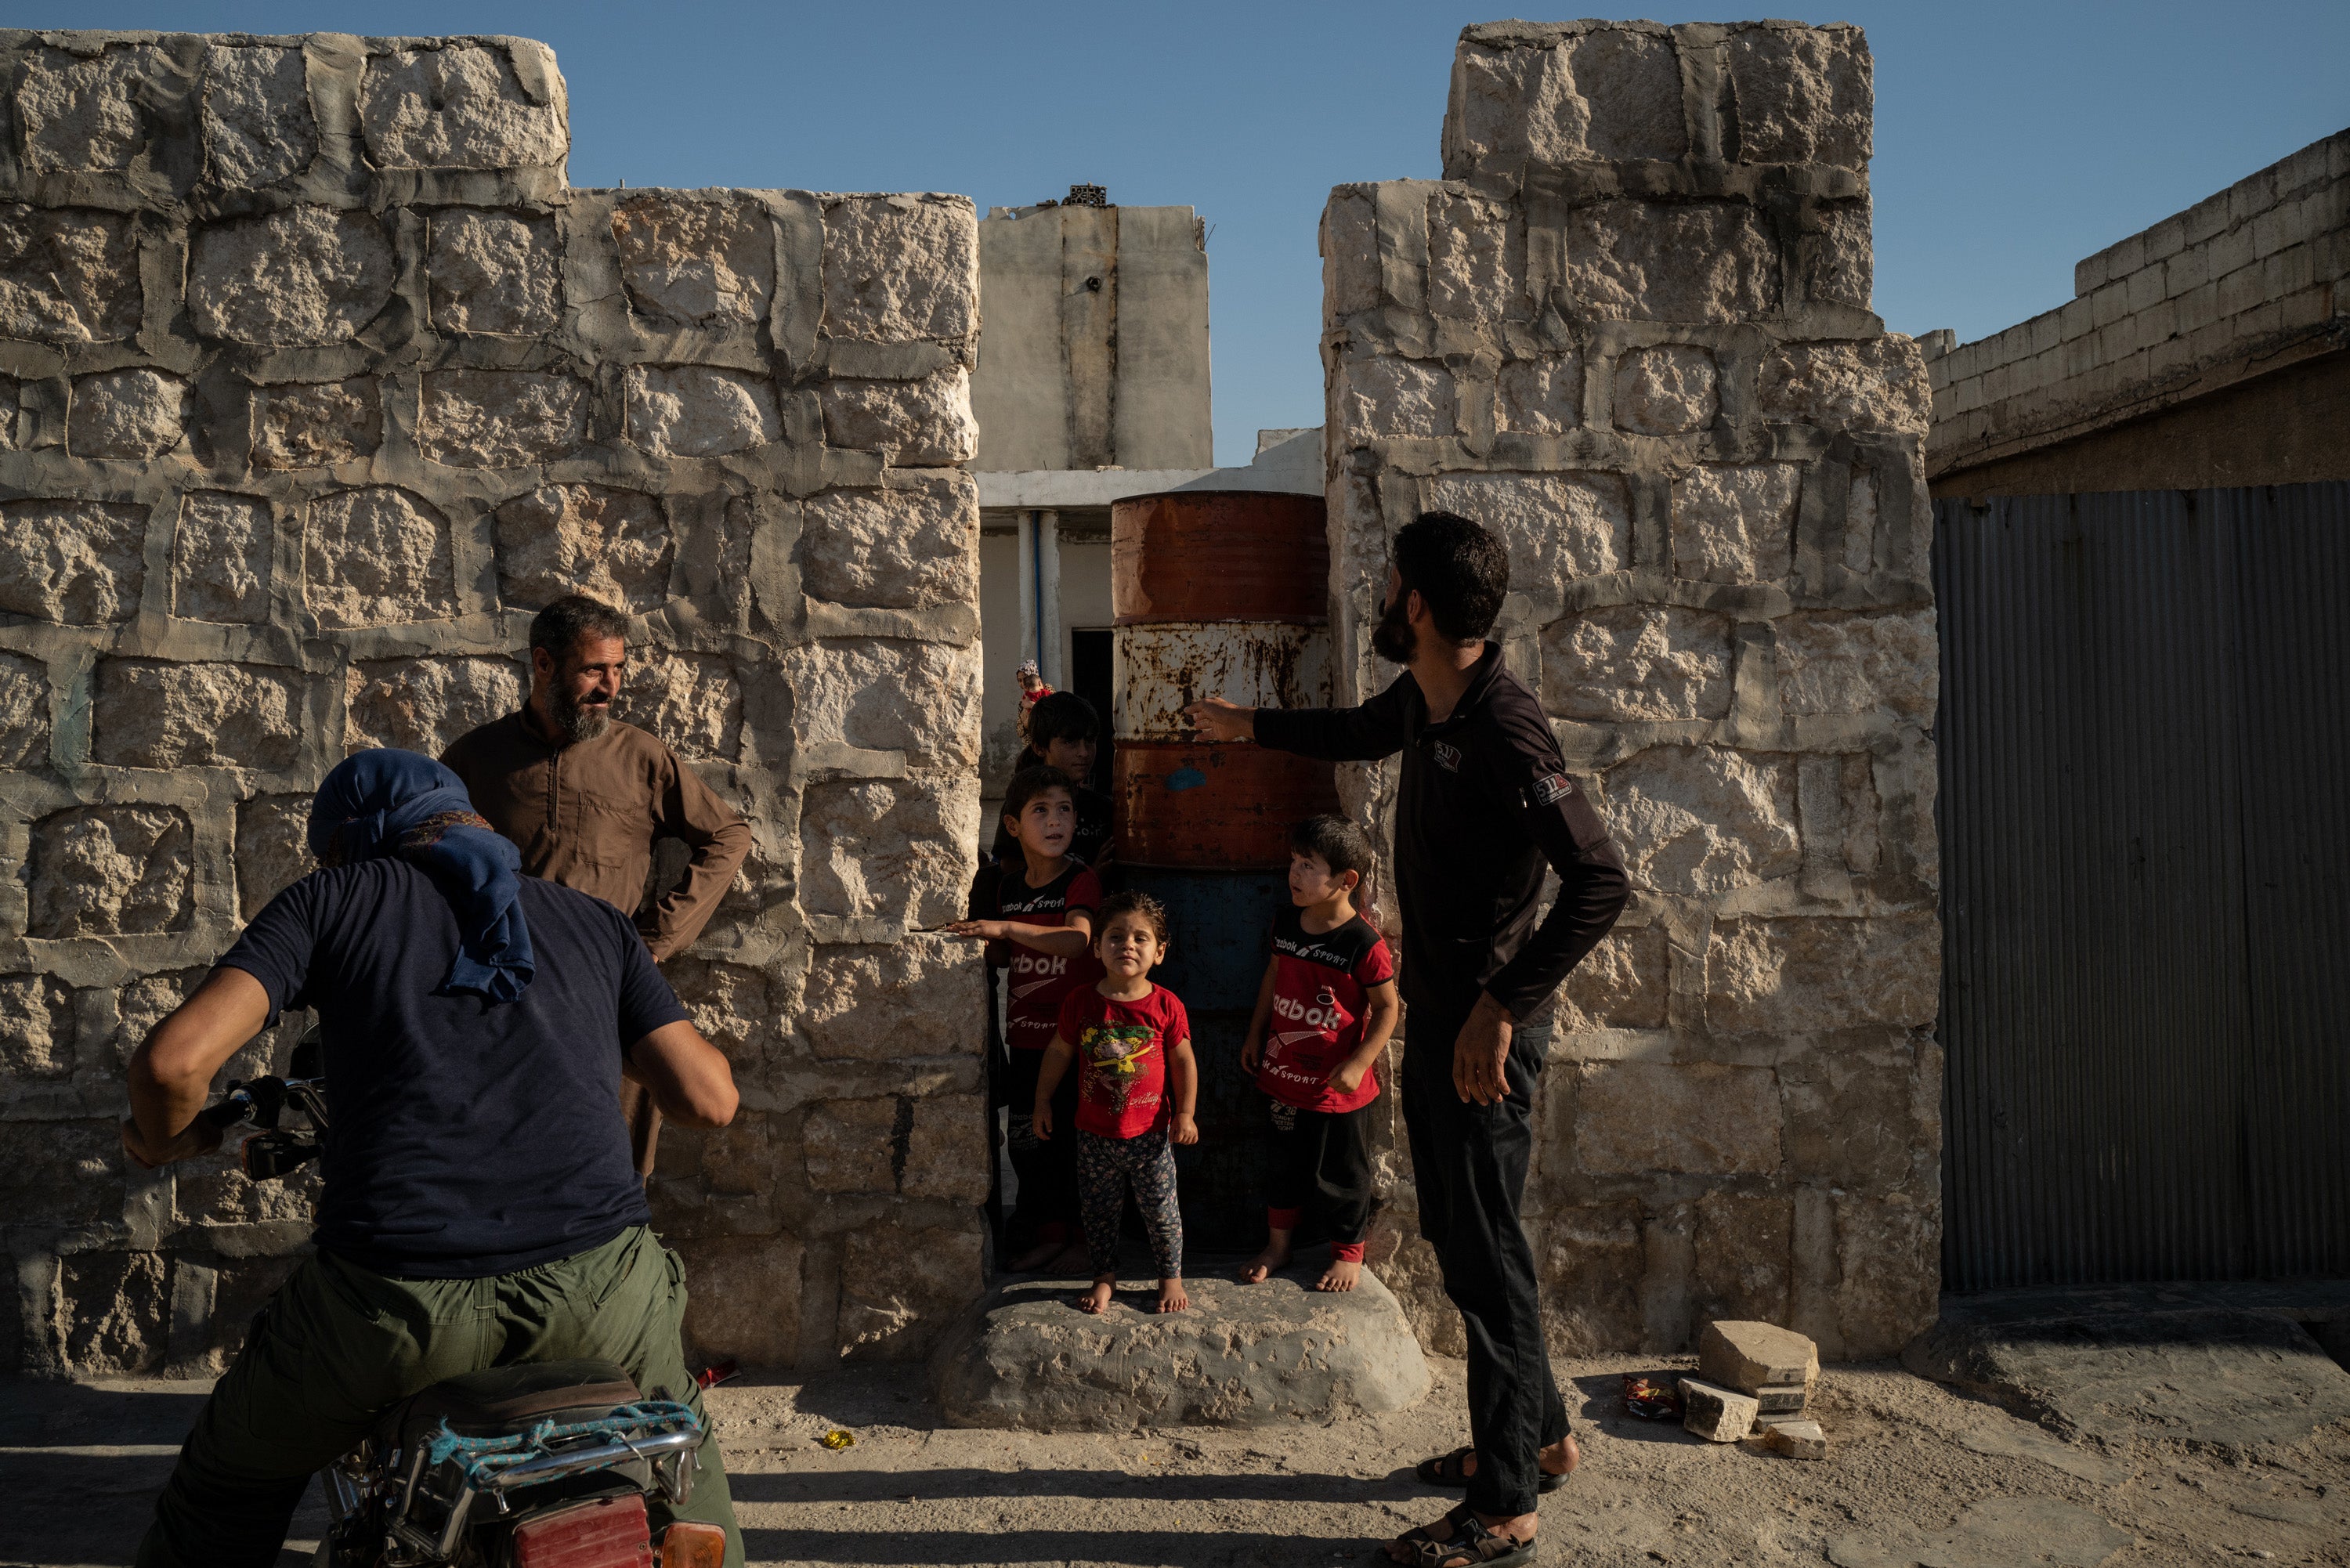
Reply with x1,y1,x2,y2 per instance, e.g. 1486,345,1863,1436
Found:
550,685,613,743
1371,591,1417,664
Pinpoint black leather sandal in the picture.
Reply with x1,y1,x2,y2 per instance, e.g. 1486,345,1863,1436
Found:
1385,1508,1538,1568
1414,1447,1569,1494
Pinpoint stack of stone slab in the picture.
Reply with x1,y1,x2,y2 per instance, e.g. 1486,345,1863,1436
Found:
1680,1319,1824,1457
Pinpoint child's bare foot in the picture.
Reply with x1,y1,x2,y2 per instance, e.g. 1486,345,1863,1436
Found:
1158,1277,1189,1313
1077,1276,1115,1314
1316,1256,1362,1292
1238,1239,1291,1284
1008,1236,1064,1272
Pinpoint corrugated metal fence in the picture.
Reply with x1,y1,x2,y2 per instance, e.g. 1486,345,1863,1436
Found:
1934,482,2350,1291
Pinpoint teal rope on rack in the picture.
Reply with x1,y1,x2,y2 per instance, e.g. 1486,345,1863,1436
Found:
422,1400,702,1489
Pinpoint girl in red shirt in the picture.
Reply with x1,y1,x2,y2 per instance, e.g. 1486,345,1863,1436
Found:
1035,891,1199,1314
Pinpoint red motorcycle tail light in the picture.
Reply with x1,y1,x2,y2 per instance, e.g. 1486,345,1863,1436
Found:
511,1494,653,1568
658,1522,727,1567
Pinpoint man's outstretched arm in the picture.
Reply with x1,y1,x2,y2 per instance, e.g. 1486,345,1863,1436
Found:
123,967,274,1167
1185,671,1415,761
624,1020,739,1129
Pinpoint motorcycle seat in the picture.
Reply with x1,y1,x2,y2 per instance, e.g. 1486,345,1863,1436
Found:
387,1359,644,1454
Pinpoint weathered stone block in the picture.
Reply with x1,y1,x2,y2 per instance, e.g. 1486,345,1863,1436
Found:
802,474,978,611
626,365,779,457
0,973,75,1077
190,207,396,347
1802,201,1871,309
904,1095,990,1202
61,1252,168,1375
1497,353,1581,433
804,1097,899,1194
1546,604,1733,721
1613,345,1718,435
1705,915,1940,1035
67,369,186,459
838,1223,984,1360
345,655,525,757
1833,1191,1938,1357
1679,1376,1758,1442
1603,746,1800,896
1670,462,1802,583
613,193,772,327
1724,25,1871,168
1762,1419,1827,1459
0,204,141,343
1566,201,1779,322
1778,611,1936,724
306,486,457,627
803,934,985,1063
114,967,205,1067
359,42,566,170
1574,1060,1781,1175
175,1148,320,1227
418,369,589,467
0,650,52,768
1323,192,1380,317
428,209,562,334
1535,1202,1647,1353
799,776,977,930
494,484,672,612
172,491,274,624
203,43,316,188
30,805,193,938
1334,356,1456,441
1427,190,1524,321
1553,926,1668,1031
1780,1039,1919,1187
252,379,382,469
18,43,168,172
1694,1192,1793,1328
790,640,980,766
1423,473,1629,604
822,198,978,343
624,649,739,763
820,368,977,467
677,1234,804,1367
94,659,304,770
1757,341,1930,436
0,499,147,623
1700,1317,1820,1392
0,1118,123,1224
1448,30,1687,175
664,959,776,1061
236,794,313,919
1754,1384,1810,1417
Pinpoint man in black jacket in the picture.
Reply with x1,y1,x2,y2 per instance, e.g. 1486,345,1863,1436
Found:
1188,511,1629,1567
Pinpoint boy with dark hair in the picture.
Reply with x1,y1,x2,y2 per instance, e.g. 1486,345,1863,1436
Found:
950,765,1102,1272
1238,815,1399,1293
991,690,1115,872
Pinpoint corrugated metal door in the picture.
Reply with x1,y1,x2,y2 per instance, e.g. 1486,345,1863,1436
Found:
1935,482,2350,1290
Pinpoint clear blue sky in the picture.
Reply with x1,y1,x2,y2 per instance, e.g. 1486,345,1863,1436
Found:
41,2,2350,464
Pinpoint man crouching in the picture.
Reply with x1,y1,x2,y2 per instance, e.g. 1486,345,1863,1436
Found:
123,750,745,1568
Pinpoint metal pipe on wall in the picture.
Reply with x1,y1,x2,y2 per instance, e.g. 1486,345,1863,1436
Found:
1015,511,1038,678
1036,509,1063,688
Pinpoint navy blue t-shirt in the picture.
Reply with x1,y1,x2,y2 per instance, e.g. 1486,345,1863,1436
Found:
219,860,689,1279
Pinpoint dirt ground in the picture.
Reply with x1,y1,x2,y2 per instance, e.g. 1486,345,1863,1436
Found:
6,1346,2345,1568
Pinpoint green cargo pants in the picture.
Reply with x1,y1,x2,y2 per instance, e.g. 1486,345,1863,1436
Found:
137,1225,741,1568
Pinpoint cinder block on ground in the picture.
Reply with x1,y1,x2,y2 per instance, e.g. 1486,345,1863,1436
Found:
1763,1418,1828,1459
1679,1376,1759,1442
1699,1320,1820,1393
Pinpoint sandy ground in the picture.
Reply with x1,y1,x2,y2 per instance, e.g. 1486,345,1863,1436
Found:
7,1345,2345,1568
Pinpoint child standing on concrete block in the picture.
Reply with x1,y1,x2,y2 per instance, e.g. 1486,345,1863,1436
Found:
949,765,1103,1274
1033,891,1199,1315
1239,815,1399,1293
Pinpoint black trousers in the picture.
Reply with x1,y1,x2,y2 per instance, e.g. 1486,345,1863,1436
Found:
1004,1046,1081,1246
1262,1097,1376,1245
1399,1000,1566,1519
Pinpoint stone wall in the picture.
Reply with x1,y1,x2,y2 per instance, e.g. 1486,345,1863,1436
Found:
1322,20,1942,1360
0,31,986,1376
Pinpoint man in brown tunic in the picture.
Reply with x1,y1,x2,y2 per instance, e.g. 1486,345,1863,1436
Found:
443,594,753,1178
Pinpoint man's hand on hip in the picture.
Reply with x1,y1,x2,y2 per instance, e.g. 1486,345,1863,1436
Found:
1181,698,1256,743
1452,993,1516,1105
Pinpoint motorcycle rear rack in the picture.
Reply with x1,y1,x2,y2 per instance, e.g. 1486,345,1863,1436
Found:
383,1405,703,1564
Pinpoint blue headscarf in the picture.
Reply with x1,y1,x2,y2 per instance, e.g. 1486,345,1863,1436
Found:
308,750,536,1003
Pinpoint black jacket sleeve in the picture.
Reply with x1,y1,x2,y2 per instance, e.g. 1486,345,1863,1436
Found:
1480,707,1631,1021
1250,672,1416,762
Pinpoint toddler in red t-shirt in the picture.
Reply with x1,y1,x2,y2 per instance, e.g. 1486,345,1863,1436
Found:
1034,891,1199,1314
1240,815,1400,1293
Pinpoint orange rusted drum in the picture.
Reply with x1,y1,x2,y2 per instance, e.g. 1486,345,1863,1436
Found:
1112,742,1341,870
1112,490,1329,624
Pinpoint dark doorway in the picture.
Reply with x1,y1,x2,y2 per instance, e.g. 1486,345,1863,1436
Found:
1068,627,1113,790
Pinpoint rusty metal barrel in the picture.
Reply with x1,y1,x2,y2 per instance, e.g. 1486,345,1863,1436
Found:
1109,490,1338,1250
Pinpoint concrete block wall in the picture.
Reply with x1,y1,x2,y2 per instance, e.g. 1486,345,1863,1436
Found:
0,31,986,1377
1929,128,2350,478
1324,20,1941,1360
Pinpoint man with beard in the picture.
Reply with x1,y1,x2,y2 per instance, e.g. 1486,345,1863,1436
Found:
1184,511,1629,1568
443,594,752,1180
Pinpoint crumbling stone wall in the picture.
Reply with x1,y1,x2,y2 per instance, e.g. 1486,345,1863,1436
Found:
1324,20,1941,1360
0,31,985,1376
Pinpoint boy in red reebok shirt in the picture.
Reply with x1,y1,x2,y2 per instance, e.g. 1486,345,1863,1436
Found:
1035,891,1199,1316
949,766,1103,1272
1239,815,1399,1292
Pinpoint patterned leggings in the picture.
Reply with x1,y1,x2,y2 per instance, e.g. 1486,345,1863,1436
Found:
1076,1128,1184,1280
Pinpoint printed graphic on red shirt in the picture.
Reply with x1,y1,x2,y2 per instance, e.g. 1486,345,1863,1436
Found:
998,865,1103,1052
1258,905,1395,1113
1058,984,1190,1138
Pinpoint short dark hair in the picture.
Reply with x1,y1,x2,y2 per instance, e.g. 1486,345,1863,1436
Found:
1393,511,1508,642
1002,764,1074,823
1027,691,1101,750
1097,889,1169,947
529,594,631,661
1289,814,1376,883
